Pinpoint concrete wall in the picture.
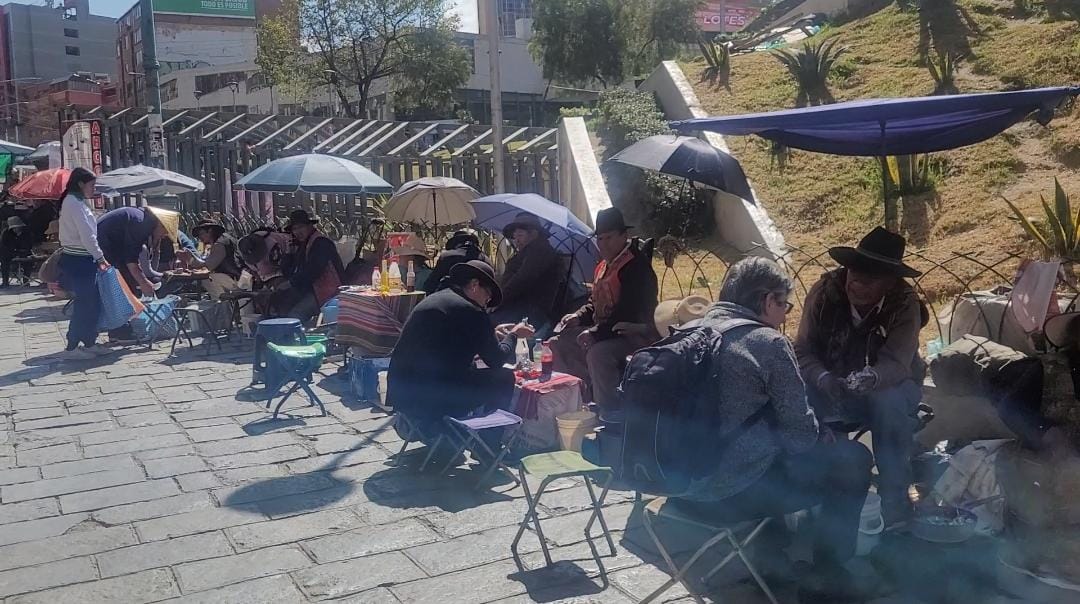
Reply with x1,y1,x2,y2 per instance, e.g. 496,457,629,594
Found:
638,60,786,259
557,116,610,229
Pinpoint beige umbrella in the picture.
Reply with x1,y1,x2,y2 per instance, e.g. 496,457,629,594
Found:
383,176,479,226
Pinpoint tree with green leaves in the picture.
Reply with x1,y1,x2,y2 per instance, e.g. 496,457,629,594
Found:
262,0,471,119
256,0,313,111
530,0,700,87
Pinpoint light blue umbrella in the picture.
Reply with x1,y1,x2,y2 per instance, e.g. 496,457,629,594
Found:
234,154,393,194
95,164,205,197
471,192,599,282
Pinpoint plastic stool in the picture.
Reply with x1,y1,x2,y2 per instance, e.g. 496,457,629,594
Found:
264,342,327,418
252,318,305,385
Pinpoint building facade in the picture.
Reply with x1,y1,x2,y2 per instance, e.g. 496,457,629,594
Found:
478,0,532,37
0,0,117,144
116,0,280,109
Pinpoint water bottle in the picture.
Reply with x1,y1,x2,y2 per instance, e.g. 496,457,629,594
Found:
515,337,530,371
388,261,402,291
371,266,381,289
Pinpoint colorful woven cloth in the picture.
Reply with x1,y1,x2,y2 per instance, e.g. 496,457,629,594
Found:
336,289,425,356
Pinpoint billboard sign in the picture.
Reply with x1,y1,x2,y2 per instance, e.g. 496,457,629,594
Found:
154,0,255,19
699,1,763,33
62,120,103,176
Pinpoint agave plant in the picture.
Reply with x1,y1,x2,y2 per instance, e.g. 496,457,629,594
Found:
698,36,732,89
928,52,960,95
772,37,846,107
1002,178,1080,260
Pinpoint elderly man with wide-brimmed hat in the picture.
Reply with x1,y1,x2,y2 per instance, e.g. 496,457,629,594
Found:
180,219,243,300
795,227,928,530
274,209,344,323
490,211,562,330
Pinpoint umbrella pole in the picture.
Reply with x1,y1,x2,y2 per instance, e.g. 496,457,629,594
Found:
432,189,438,230
880,156,898,232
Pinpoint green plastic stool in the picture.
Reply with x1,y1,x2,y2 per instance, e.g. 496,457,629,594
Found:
510,450,616,571
265,342,328,418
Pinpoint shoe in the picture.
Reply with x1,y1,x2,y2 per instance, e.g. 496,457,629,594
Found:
83,345,114,357
61,348,98,361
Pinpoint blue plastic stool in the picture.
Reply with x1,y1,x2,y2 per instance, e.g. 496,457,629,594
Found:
319,297,339,325
252,318,305,385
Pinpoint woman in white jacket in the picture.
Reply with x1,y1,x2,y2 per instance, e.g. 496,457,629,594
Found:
58,168,109,360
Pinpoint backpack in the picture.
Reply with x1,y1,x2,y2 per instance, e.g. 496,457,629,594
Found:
612,318,764,497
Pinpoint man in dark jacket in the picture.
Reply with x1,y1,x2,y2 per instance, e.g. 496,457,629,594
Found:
795,227,925,528
96,206,169,298
388,260,533,429
275,210,344,323
491,212,561,328
423,229,487,294
550,207,658,412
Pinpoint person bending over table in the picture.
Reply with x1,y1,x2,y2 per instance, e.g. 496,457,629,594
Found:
388,260,534,440
179,219,243,300
96,206,171,299
549,207,658,415
273,210,344,323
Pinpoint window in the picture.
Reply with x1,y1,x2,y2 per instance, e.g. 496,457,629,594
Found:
65,46,81,56
133,27,141,44
64,28,79,38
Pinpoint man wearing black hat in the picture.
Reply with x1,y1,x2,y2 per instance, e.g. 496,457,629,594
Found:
423,228,488,294
551,207,658,412
491,212,562,329
388,260,534,430
274,210,344,322
179,219,243,300
795,227,927,528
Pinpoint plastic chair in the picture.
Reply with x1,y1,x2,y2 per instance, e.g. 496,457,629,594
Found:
441,409,524,488
170,303,233,357
640,498,779,604
392,413,445,471
510,450,616,571
264,341,328,418
252,318,305,385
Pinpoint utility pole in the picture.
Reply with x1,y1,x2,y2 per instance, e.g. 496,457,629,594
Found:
141,0,164,167
486,0,505,193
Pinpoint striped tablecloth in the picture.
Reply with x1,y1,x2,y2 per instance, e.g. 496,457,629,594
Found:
337,289,425,357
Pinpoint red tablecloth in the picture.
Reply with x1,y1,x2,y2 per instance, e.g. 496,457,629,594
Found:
337,289,425,356
512,372,586,451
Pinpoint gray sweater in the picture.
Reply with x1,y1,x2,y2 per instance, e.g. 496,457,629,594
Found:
683,302,820,501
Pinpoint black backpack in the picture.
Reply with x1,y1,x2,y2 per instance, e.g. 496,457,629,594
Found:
613,318,765,497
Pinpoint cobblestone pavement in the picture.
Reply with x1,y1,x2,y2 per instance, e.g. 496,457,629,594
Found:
0,288,1026,603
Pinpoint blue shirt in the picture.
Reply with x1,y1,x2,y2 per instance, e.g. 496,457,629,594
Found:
96,207,159,265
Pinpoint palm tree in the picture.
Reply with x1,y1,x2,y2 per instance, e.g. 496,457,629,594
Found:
772,37,846,107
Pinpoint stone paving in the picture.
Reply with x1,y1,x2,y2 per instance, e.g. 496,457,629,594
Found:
0,287,1034,603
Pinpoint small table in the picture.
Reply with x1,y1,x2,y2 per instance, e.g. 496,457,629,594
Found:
337,288,425,357
512,372,587,452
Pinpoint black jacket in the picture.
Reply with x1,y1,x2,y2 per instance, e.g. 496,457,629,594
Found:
500,236,561,318
574,237,658,341
286,236,344,293
423,244,488,294
388,287,517,414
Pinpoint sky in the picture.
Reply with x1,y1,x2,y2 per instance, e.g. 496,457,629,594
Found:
1,0,480,30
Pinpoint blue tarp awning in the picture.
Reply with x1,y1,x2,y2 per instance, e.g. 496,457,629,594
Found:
671,86,1080,156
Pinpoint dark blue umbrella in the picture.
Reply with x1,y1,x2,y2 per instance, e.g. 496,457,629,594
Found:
471,193,599,282
670,86,1080,156
608,135,756,203
234,154,393,194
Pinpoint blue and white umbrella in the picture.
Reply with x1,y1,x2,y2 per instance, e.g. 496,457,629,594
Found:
234,154,393,195
608,135,755,203
471,193,599,282
95,165,205,197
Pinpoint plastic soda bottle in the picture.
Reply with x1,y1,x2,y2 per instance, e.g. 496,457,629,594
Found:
540,340,554,380
380,258,390,293
406,260,416,292
388,261,402,291
515,337,530,371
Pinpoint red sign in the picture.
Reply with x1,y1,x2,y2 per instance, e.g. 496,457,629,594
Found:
698,1,762,33
90,120,102,175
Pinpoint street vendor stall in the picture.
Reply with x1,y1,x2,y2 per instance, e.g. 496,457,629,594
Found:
336,287,425,356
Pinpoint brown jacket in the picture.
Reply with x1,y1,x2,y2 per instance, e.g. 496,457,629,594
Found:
795,268,924,390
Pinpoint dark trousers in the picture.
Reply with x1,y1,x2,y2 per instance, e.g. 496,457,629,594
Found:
809,380,921,521
59,253,100,350
393,367,515,440
676,440,873,567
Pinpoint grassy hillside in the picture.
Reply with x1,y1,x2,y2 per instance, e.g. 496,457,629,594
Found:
681,0,1080,299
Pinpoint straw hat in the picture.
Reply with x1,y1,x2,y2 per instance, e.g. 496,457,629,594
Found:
147,207,179,244
654,295,711,337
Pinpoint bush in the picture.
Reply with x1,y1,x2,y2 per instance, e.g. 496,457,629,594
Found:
595,89,713,239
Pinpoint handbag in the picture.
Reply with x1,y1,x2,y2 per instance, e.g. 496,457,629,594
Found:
96,267,145,331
